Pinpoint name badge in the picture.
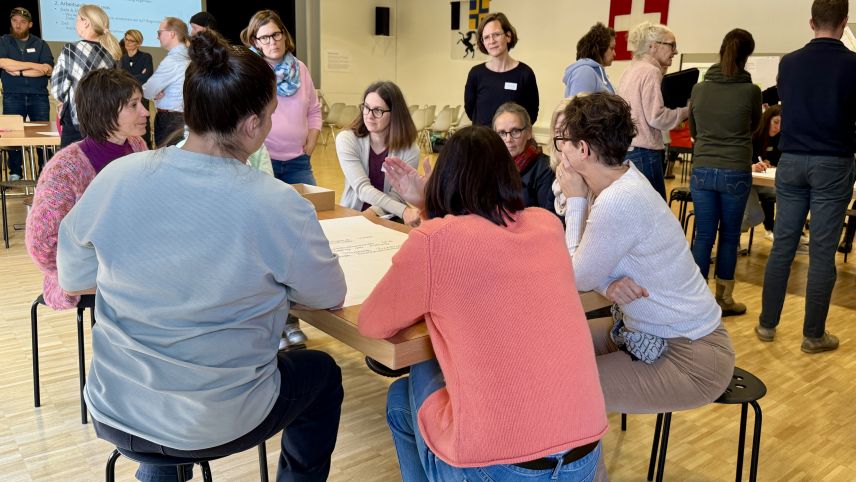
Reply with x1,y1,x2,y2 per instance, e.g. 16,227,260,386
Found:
26,48,36,53
504,82,518,91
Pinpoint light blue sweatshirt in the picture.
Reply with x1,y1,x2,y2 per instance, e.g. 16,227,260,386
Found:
562,58,615,98
57,146,345,450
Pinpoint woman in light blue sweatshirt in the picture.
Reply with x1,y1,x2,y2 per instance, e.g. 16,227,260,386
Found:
562,23,616,97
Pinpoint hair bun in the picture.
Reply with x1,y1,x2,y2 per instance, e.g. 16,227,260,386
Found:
188,30,231,73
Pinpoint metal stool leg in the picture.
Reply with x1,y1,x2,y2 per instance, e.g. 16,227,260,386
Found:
647,413,663,481
177,464,189,482
621,413,627,432
258,442,269,482
106,449,121,482
77,306,88,424
199,461,212,482
31,297,41,407
2,186,9,249
655,413,672,482
735,403,748,482
748,401,763,482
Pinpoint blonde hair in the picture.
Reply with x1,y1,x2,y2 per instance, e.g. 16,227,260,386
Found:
124,29,143,45
627,21,673,59
78,5,122,60
163,17,190,46
549,98,573,170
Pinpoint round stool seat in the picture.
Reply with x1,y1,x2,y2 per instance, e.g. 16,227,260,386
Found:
116,447,223,466
0,179,37,189
715,367,767,405
669,186,692,202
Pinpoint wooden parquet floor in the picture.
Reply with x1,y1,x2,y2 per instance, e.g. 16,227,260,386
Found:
1,147,854,481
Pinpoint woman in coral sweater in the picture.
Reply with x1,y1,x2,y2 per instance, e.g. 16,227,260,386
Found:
359,126,607,481
26,68,148,310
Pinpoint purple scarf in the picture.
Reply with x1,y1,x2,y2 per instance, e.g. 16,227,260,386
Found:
79,137,134,173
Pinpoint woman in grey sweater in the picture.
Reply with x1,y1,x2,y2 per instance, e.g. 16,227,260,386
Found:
688,29,762,316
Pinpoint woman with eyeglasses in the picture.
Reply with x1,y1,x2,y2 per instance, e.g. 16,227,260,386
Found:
554,92,733,416
464,12,539,126
492,102,555,211
361,126,606,482
336,81,421,227
119,29,153,148
616,21,688,199
241,10,323,347
688,29,762,317
51,4,122,147
241,10,321,187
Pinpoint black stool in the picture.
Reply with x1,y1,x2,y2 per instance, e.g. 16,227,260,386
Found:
106,443,269,482
646,367,766,482
668,187,693,230
31,293,95,424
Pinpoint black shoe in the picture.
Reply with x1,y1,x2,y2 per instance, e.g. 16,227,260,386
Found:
839,242,852,254
365,356,410,377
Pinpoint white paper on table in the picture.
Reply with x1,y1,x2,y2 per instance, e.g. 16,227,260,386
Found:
319,216,409,307
36,131,60,136
24,122,48,127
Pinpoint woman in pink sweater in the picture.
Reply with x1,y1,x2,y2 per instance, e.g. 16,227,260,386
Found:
359,126,607,481
242,10,323,347
26,69,148,310
617,21,688,200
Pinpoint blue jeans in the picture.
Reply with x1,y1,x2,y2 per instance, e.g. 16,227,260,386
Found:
690,167,752,280
272,154,316,185
625,147,667,199
3,93,49,176
386,360,600,482
93,349,344,482
760,154,856,337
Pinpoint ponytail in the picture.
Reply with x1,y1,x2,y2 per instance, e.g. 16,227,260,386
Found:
78,4,122,60
719,29,755,77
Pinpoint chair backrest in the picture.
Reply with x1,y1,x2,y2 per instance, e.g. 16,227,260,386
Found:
431,108,453,132
408,104,419,114
0,115,24,131
411,108,428,131
335,105,360,128
422,105,436,129
326,103,345,125
449,105,462,126
317,90,330,119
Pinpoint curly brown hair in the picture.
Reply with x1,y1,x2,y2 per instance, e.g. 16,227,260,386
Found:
559,93,637,166
576,23,616,64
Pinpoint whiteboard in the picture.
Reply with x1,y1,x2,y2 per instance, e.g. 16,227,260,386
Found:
680,53,784,91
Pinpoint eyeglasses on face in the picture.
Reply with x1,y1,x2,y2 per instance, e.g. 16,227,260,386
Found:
255,31,284,45
124,38,139,44
496,128,526,140
156,29,174,38
553,136,573,151
655,40,677,51
360,104,391,119
481,31,506,43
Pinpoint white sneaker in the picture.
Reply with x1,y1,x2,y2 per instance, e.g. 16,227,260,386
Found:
765,230,774,241
9,174,21,181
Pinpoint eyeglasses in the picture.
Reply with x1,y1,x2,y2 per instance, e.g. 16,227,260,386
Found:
482,31,507,43
496,128,526,140
553,136,573,151
655,41,677,51
156,29,174,38
360,104,391,119
124,38,139,44
255,31,284,45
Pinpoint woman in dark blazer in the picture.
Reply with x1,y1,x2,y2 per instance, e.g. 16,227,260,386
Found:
119,29,154,148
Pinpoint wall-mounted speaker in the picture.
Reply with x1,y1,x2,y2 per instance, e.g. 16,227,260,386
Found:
375,7,391,36
450,2,461,30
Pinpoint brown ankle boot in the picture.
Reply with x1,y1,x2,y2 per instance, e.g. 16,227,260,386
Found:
715,277,747,316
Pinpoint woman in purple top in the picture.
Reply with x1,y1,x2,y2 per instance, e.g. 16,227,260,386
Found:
26,69,148,309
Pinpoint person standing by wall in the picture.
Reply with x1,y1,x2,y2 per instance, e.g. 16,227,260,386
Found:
119,29,153,148
143,17,189,147
756,0,856,353
0,7,53,180
562,22,616,98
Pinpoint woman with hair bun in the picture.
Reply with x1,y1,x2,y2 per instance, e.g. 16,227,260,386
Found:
57,30,346,482
51,4,121,147
688,29,762,316
617,21,688,199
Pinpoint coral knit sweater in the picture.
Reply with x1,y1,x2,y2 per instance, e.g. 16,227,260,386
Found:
359,208,607,467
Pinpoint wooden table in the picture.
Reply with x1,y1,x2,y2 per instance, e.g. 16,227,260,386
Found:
0,123,61,181
753,168,856,200
292,205,611,369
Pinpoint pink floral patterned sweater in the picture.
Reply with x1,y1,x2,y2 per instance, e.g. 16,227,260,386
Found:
25,137,147,310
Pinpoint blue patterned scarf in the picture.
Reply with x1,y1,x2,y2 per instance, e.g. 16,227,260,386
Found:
251,47,301,97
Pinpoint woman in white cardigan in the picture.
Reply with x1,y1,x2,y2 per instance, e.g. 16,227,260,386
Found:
336,81,421,226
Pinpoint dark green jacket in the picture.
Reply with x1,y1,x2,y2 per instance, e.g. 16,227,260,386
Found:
688,64,762,172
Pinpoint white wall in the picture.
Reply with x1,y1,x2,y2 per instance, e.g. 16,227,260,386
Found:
321,0,856,126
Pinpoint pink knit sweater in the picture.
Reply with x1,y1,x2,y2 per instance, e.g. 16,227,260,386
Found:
359,208,607,467
25,137,147,310
617,56,689,150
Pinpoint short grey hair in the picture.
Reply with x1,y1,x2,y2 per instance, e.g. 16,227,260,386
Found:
492,102,532,130
628,21,673,58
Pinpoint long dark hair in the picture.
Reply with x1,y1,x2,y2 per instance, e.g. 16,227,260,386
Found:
348,81,417,152
719,29,755,77
753,104,781,152
424,126,524,227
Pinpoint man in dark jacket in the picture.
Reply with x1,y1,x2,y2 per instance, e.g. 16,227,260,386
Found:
0,7,54,180
756,0,856,353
